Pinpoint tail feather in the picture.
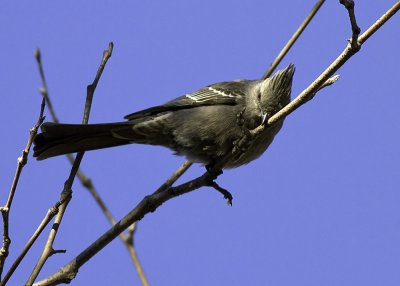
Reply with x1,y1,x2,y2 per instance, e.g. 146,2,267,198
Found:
33,122,131,160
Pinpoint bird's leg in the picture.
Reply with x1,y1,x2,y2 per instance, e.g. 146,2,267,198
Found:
207,181,233,206
204,164,232,205
236,107,246,127
205,163,223,177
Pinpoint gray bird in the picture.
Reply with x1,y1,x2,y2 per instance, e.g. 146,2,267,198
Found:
33,64,295,168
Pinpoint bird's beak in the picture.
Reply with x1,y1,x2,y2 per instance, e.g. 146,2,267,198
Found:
261,112,268,125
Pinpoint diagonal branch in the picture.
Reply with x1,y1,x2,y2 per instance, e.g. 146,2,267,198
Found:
0,98,45,281
25,43,113,286
155,160,193,194
267,1,400,126
262,0,325,79
0,195,68,286
340,0,361,50
34,44,150,286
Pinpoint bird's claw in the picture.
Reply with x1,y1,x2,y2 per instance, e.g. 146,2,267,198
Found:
232,137,249,155
207,181,233,206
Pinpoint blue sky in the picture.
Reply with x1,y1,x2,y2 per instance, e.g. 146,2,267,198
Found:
1,1,400,285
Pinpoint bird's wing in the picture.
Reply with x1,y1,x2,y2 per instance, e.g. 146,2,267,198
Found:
124,80,251,120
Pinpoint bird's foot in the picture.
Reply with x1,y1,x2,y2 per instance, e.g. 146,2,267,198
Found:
232,136,249,155
207,181,233,206
236,108,252,135
232,126,253,156
233,107,253,154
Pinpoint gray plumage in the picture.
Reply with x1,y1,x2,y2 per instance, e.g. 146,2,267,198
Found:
33,64,295,168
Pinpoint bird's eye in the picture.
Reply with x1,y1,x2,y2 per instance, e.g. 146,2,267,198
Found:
257,93,261,101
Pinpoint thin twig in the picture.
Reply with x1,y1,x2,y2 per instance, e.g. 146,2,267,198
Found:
35,45,150,285
25,158,79,285
0,196,69,286
35,50,59,124
84,42,114,124
0,98,45,281
318,75,340,91
266,1,400,127
262,0,325,79
339,0,361,50
33,2,400,284
26,43,113,285
75,167,149,285
122,224,149,286
357,1,400,45
118,161,196,285
155,160,193,194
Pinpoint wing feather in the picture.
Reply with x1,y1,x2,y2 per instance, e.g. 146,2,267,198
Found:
124,80,253,120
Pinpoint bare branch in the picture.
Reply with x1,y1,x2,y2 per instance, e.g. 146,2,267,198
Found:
340,0,361,50
318,75,340,91
358,1,400,45
83,42,113,124
35,49,59,124
155,160,193,194
262,0,325,79
0,97,45,280
0,197,68,286
267,1,400,126
35,45,150,285
75,166,149,286
122,224,149,286
26,43,113,285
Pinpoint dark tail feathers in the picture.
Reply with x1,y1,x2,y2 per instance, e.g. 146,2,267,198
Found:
33,122,130,160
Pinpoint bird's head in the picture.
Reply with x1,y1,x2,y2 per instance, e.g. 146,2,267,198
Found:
260,64,295,119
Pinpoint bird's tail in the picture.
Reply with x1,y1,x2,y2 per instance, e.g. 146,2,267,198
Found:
33,122,131,160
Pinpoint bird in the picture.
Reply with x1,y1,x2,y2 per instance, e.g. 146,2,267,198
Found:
33,64,295,169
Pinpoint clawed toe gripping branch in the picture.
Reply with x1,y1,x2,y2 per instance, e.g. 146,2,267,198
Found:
207,181,233,206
